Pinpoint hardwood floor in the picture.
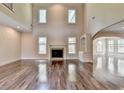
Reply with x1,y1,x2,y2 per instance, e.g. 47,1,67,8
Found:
0,59,124,90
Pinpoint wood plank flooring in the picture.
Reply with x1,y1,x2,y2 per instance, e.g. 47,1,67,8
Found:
0,59,124,90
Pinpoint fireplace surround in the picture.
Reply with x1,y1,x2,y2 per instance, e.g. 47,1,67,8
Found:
49,45,66,60
52,49,63,58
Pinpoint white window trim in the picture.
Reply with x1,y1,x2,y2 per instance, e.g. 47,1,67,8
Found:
68,9,76,24
95,38,124,55
107,39,114,53
96,40,104,53
68,37,76,54
39,9,47,23
39,37,47,54
118,39,124,53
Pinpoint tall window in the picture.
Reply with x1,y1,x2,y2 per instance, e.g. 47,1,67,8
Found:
108,40,114,52
118,39,124,53
96,57,103,69
108,57,114,74
118,59,124,76
39,9,47,23
96,40,103,53
39,37,47,54
68,37,76,54
68,9,76,23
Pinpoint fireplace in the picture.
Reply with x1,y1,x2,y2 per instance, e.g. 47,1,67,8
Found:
50,48,64,60
49,45,66,60
52,49,63,58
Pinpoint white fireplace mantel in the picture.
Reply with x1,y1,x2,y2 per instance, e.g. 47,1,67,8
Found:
48,45,67,60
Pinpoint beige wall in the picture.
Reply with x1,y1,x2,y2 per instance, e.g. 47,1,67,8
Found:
0,3,32,28
0,25,21,66
21,4,84,59
84,3,124,36
21,32,48,59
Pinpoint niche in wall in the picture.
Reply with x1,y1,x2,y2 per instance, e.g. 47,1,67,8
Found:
79,33,92,62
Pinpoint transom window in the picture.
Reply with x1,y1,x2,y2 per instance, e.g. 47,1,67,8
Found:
68,37,76,54
68,9,76,24
39,37,47,54
39,9,47,23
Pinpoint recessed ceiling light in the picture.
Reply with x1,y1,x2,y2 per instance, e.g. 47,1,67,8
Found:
17,26,20,29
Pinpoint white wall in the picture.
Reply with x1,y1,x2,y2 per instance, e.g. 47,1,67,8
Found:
21,32,47,59
21,4,84,60
85,3,124,36
0,25,21,66
21,31,82,59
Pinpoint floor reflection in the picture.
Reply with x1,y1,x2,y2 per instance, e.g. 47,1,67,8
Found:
2,59,124,89
118,59,124,76
108,57,114,74
38,64,47,82
94,55,124,77
30,59,124,90
36,60,79,90
68,63,76,82
35,62,49,90
96,56,103,69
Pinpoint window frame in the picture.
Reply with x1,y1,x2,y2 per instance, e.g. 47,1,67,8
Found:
118,39,124,53
38,37,47,54
96,40,104,53
107,39,114,53
68,9,76,24
68,37,76,54
39,9,47,24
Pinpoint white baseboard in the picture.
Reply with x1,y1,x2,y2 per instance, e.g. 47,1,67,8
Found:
0,58,92,67
22,57,79,60
66,57,78,60
79,60,93,63
0,58,21,66
21,57,48,60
